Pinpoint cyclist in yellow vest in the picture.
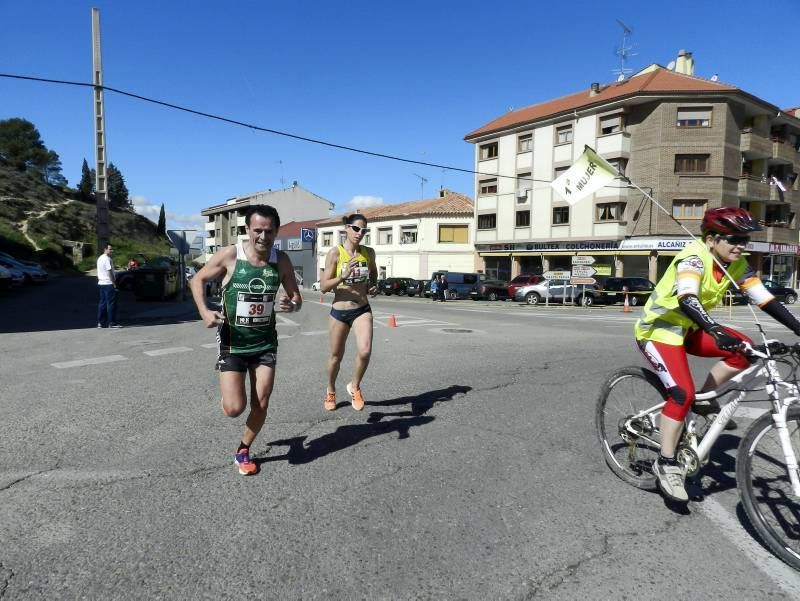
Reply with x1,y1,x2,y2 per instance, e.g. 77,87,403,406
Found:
190,204,302,476
320,213,378,412
636,207,800,502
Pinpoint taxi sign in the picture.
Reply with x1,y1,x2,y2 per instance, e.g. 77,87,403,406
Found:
543,270,571,280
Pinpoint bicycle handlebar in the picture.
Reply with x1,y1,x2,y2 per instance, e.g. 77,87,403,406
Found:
745,340,800,360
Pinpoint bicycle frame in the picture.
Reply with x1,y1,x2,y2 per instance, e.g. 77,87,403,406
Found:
622,341,800,497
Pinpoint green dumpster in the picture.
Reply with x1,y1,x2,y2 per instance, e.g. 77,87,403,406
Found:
132,256,179,299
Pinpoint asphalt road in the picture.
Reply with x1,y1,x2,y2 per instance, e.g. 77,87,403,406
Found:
1,287,799,599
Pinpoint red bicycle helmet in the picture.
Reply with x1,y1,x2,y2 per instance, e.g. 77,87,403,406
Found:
701,207,761,235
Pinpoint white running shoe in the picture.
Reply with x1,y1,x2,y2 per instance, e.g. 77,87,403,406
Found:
652,458,688,502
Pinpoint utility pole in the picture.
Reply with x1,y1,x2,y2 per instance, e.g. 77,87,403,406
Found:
92,8,110,253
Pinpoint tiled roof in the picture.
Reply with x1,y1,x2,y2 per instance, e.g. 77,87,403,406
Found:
279,218,328,237
464,66,740,140
316,191,473,226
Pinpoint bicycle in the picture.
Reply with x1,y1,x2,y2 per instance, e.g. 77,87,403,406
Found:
596,339,800,570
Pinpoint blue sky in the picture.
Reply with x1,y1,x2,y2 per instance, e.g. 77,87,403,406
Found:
2,0,798,231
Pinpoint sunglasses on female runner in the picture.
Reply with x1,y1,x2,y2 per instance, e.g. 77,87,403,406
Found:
716,234,750,247
348,224,365,233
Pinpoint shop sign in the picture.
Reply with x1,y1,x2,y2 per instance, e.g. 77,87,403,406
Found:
618,238,693,250
768,243,799,255
287,238,302,251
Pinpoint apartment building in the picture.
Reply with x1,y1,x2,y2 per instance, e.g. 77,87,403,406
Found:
201,181,334,261
315,190,475,281
464,51,800,286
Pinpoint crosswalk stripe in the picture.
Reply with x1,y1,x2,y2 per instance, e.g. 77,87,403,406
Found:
143,347,193,357
52,355,127,369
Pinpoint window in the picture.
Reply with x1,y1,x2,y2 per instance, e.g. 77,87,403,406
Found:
555,124,573,144
599,113,624,135
477,214,497,230
377,227,392,245
607,158,627,175
672,199,707,219
479,142,498,160
322,232,332,246
231,226,236,237
677,107,711,128
517,133,532,152
554,166,569,180
400,226,417,244
553,206,570,225
479,178,498,195
516,172,531,200
438,224,468,243
674,154,709,174
596,202,626,222
338,230,347,244
363,230,371,245
516,210,531,227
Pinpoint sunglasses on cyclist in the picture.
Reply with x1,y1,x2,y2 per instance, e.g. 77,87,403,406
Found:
348,224,365,233
716,234,750,247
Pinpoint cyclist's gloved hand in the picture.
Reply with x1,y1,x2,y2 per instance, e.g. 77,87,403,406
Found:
708,325,744,352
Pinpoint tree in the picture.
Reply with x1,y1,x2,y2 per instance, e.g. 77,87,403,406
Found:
43,150,67,186
106,162,130,209
0,118,51,173
78,159,94,203
156,203,166,236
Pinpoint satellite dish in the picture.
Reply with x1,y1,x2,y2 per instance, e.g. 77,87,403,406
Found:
667,61,676,70
617,73,625,82
710,74,719,81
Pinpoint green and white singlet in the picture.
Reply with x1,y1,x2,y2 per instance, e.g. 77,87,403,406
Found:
218,242,280,355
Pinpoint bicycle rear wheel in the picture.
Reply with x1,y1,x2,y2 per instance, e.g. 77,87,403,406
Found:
596,367,666,490
737,406,800,571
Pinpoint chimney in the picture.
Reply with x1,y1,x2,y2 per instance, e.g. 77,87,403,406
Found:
439,187,447,198
589,82,600,97
675,50,694,75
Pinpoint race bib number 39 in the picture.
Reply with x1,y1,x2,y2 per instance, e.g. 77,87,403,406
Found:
235,292,274,327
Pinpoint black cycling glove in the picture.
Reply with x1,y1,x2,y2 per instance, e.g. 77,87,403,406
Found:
708,325,744,351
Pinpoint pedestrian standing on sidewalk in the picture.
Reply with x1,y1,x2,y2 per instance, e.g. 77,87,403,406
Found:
320,213,378,412
96,243,122,328
438,273,449,302
430,275,438,301
189,204,302,476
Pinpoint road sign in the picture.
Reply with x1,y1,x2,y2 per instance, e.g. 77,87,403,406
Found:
571,256,596,265
570,277,597,285
571,265,597,278
543,270,571,280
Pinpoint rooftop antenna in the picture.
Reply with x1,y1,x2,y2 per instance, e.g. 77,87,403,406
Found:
413,173,428,200
277,159,285,188
612,19,635,81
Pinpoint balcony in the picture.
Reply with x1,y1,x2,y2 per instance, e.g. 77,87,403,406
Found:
204,221,215,232
739,128,771,158
206,236,216,246
753,225,798,245
772,139,799,164
236,215,247,227
770,186,797,203
737,176,769,199
596,131,631,157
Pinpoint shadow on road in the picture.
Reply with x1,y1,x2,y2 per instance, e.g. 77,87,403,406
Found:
263,385,471,465
0,274,198,333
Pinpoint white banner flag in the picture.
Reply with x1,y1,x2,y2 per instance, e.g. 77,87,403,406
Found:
550,146,620,205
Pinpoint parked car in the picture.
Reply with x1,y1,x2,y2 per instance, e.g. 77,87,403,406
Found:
470,279,510,301
507,274,546,299
185,265,197,281
431,271,485,300
0,251,43,271
422,279,434,298
575,276,655,307
0,257,47,284
1,263,25,287
0,265,12,291
381,277,415,296
514,278,581,305
727,279,798,305
406,279,424,297
116,269,137,290
311,281,321,291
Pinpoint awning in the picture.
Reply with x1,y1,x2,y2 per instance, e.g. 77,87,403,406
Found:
479,252,512,257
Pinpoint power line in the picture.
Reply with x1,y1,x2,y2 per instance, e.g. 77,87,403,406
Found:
0,72,553,184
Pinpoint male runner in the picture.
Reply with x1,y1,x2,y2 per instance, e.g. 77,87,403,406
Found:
190,204,302,475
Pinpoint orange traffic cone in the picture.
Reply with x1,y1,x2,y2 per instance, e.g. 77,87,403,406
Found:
622,289,631,313
388,314,398,328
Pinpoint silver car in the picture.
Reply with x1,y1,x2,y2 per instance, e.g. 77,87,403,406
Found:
514,278,579,305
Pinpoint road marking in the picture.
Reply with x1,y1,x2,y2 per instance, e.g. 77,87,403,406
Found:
276,315,299,327
143,347,193,357
696,497,800,594
278,334,291,340
200,343,217,348
52,355,127,369
300,330,329,336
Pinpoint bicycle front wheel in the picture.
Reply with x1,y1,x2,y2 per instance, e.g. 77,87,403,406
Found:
737,406,800,571
596,367,666,490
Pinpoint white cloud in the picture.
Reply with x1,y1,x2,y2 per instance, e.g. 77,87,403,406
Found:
131,195,206,234
345,195,384,211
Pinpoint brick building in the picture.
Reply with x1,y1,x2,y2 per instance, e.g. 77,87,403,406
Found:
464,51,800,286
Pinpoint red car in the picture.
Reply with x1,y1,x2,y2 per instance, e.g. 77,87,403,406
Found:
507,274,545,299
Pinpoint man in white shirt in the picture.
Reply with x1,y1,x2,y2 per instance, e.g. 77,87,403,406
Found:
97,244,121,328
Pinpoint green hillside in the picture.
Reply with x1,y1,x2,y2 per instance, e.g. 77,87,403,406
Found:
0,163,169,271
